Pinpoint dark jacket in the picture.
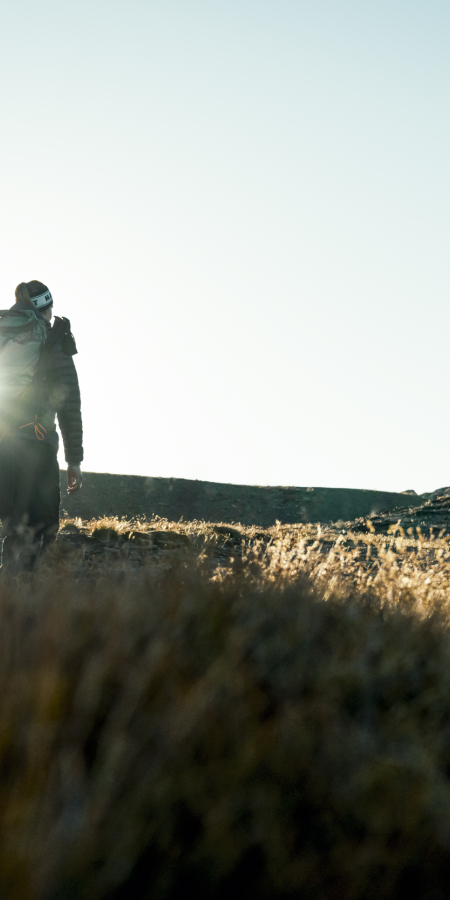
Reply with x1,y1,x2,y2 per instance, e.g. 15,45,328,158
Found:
11,305,83,465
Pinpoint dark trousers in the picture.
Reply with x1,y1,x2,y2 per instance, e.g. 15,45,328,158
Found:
0,439,60,571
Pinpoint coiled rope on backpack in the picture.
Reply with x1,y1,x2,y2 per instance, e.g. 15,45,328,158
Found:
19,418,47,441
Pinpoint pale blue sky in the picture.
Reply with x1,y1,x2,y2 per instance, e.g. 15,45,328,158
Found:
0,0,449,492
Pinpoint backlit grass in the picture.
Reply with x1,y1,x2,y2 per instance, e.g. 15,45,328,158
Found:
1,518,450,898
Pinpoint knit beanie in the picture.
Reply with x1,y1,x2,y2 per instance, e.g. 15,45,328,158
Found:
15,281,53,311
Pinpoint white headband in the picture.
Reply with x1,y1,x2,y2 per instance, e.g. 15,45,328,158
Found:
30,290,53,310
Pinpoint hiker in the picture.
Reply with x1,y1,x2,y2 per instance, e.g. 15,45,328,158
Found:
0,281,83,571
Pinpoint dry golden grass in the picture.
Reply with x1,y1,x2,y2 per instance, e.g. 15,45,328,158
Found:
2,517,450,899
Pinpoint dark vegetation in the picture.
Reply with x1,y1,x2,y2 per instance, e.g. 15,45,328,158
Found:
1,515,450,899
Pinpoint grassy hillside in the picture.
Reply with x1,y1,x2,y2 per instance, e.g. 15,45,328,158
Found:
1,518,450,899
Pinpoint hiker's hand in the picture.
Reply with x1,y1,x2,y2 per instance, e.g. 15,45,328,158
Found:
67,465,82,494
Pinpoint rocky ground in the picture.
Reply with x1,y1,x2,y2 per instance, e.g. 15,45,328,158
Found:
54,519,258,574
353,488,450,537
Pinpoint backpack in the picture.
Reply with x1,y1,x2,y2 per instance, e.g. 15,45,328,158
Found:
0,309,48,409
0,310,77,435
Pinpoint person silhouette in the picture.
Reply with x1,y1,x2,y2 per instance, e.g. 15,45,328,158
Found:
0,280,83,571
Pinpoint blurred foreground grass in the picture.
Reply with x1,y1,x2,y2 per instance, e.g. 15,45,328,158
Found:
2,517,450,899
